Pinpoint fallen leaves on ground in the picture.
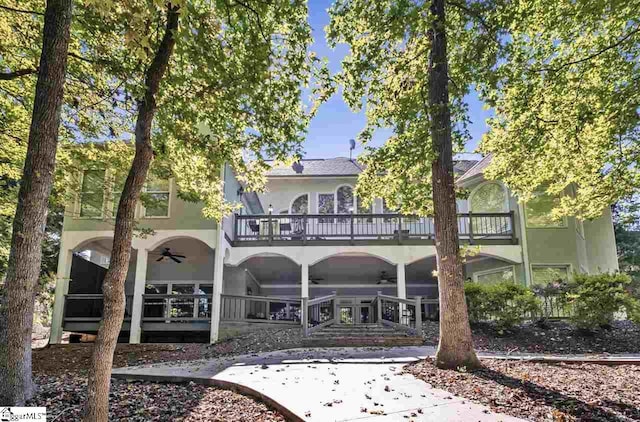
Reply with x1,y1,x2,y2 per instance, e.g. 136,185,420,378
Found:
405,359,640,421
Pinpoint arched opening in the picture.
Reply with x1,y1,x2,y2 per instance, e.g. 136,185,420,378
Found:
290,193,308,214
144,238,215,335
64,238,137,336
310,253,396,324
469,182,508,213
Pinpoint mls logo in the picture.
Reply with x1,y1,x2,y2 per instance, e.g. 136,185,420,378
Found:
0,407,13,422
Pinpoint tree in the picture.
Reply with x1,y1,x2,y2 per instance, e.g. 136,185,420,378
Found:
78,1,324,419
0,0,73,405
480,1,639,220
613,198,640,294
327,0,500,368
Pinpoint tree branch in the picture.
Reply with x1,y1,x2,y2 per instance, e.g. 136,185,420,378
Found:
0,68,38,80
534,26,640,73
0,4,44,16
445,1,495,36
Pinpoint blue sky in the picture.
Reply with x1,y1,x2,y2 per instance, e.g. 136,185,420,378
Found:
302,0,492,159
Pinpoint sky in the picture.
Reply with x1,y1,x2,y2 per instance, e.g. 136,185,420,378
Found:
302,0,493,160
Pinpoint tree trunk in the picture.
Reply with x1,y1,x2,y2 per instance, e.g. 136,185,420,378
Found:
0,0,73,405
83,6,180,422
428,0,480,370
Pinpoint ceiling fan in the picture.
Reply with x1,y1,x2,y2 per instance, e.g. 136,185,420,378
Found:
153,248,186,263
377,271,397,284
309,276,324,285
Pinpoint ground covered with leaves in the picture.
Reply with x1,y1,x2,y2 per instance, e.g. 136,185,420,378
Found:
423,320,640,355
406,359,640,421
29,327,302,421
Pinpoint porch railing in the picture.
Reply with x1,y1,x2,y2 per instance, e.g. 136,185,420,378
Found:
63,294,133,322
142,294,213,322
302,293,337,336
220,294,301,324
234,212,516,244
372,292,422,336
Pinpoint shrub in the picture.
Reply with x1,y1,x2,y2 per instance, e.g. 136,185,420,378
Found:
560,272,640,330
465,281,541,330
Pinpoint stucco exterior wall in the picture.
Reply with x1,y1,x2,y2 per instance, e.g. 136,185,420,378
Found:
584,207,619,273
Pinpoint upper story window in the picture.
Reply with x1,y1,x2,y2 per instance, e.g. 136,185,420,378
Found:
79,169,105,218
110,171,126,218
318,193,334,223
336,185,354,214
469,182,508,213
290,193,308,214
525,192,567,228
143,176,170,218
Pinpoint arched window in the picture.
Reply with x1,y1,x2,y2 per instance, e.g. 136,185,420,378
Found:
336,185,354,214
290,194,308,214
469,182,507,213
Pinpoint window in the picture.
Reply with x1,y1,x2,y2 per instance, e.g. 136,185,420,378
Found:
143,177,170,217
382,199,397,222
525,193,566,228
318,193,334,223
531,265,570,286
290,194,308,214
356,197,373,222
470,182,507,213
336,186,354,214
110,171,127,218
474,266,515,284
79,169,105,218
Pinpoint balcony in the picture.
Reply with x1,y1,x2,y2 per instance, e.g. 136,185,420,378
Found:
233,212,517,246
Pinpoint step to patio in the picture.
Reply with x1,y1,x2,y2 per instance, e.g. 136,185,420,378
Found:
302,324,424,347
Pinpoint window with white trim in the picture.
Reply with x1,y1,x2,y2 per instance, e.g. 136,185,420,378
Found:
531,265,570,286
143,176,170,217
291,193,308,214
79,169,105,218
525,193,566,228
318,193,334,223
474,266,515,284
470,182,507,213
336,185,354,214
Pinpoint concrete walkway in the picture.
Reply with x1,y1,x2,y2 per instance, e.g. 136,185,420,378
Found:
113,346,531,421
112,346,640,421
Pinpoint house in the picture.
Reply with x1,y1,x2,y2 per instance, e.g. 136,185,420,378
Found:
49,155,619,344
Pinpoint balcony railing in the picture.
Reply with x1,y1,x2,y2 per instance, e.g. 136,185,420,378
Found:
234,212,516,245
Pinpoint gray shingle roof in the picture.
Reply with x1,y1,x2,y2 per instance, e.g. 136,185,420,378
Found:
457,154,492,183
266,157,479,178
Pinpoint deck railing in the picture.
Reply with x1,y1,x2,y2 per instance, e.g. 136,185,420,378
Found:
63,294,132,322
302,293,337,336
220,294,301,324
142,294,213,322
234,212,516,244
373,292,422,336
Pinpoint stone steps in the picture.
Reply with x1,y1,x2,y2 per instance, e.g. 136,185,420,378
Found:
302,323,423,347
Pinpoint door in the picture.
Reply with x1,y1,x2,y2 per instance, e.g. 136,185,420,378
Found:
339,305,372,324
339,306,354,324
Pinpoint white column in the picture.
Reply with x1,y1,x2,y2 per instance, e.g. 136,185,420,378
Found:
210,227,226,343
129,248,148,344
396,262,406,299
301,263,309,298
50,243,73,344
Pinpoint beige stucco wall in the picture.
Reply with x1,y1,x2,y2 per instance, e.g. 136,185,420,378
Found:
584,207,619,273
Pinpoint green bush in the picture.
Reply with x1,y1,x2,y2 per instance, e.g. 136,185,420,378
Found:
464,281,541,330
560,272,640,330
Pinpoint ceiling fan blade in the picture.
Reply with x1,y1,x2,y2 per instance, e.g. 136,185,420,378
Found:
311,280,319,285
156,256,164,262
170,256,182,263
376,281,382,284
172,254,186,258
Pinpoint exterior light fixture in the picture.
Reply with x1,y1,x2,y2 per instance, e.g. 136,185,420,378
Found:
268,204,273,214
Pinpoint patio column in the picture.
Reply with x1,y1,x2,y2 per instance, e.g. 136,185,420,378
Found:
210,227,226,343
129,248,148,344
50,242,73,344
396,262,406,299
301,262,309,298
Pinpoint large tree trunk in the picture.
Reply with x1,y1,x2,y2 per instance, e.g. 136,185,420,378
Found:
0,0,73,405
428,0,480,370
83,6,180,421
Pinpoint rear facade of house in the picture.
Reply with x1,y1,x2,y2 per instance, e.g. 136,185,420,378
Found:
50,156,619,344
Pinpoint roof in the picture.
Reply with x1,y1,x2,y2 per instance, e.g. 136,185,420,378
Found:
457,154,492,184
266,157,480,178
266,157,363,177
